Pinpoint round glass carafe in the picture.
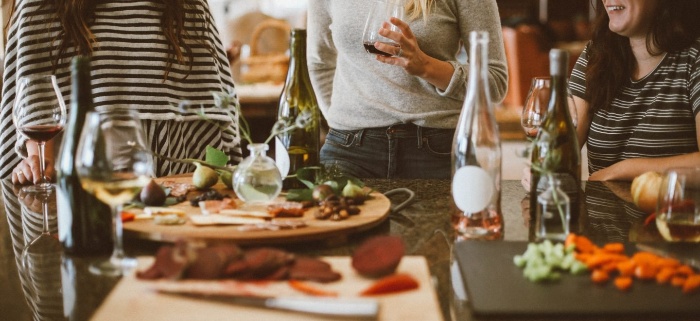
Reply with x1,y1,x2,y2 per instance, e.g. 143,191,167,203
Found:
233,144,283,202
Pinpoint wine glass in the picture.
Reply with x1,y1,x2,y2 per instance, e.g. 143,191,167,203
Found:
19,189,61,268
520,77,550,139
75,110,153,276
655,167,700,242
362,0,405,56
13,75,67,193
17,189,64,320
567,88,579,129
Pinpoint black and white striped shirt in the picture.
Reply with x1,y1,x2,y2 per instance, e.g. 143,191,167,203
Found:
1,0,241,178
569,39,700,174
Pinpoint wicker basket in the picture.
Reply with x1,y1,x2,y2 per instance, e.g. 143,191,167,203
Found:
240,19,291,84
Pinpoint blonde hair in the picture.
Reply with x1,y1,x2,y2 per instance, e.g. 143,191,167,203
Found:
405,0,434,21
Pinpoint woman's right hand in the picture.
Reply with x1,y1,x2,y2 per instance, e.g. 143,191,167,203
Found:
12,155,55,186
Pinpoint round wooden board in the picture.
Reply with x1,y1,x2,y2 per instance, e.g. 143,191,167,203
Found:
123,175,391,245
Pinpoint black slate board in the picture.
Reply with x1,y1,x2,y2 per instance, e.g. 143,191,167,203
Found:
453,241,700,317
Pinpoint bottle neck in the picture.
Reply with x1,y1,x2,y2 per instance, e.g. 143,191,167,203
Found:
247,143,269,157
466,36,489,99
286,29,309,85
70,57,93,124
546,50,572,122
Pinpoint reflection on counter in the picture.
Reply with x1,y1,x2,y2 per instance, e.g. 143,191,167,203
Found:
581,181,660,244
2,180,63,321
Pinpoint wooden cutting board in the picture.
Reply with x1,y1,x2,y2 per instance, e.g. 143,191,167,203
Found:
124,176,392,245
454,241,700,316
91,256,442,321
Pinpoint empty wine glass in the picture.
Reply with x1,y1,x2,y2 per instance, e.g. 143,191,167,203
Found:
75,110,153,276
362,0,405,56
521,77,550,139
13,75,67,193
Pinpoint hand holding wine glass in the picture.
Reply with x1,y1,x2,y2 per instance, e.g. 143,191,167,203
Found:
12,75,67,192
362,0,405,57
76,110,153,276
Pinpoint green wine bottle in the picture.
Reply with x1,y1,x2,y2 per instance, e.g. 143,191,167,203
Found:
275,29,321,189
529,49,581,240
57,56,113,257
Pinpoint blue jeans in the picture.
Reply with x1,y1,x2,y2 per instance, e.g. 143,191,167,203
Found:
320,124,453,179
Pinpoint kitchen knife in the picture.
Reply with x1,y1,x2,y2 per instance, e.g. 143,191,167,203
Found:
635,243,700,270
159,290,380,320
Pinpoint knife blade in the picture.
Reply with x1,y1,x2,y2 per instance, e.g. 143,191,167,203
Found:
635,243,700,270
159,290,380,320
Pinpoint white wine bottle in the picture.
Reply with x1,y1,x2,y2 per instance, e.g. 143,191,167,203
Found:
451,31,503,241
56,56,113,257
276,29,321,189
529,49,581,240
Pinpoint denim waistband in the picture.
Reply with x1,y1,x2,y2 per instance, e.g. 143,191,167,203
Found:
328,124,454,149
359,123,450,137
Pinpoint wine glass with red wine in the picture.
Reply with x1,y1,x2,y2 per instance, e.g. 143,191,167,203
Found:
362,0,405,57
12,75,67,193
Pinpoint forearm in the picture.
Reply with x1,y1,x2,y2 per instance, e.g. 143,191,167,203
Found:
589,152,700,181
418,56,454,91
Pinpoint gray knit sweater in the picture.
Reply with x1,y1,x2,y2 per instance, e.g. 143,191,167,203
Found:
307,0,507,130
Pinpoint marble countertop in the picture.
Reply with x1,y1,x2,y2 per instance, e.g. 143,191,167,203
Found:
0,179,691,321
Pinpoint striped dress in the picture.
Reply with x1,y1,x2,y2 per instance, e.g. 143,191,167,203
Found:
0,0,242,178
569,40,700,174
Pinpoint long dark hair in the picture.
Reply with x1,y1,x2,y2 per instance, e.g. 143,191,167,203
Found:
585,0,700,112
6,0,212,78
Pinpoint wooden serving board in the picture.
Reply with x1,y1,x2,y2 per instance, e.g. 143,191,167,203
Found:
92,256,443,321
123,176,392,245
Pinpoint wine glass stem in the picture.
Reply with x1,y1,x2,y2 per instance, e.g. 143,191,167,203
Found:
110,205,125,261
37,141,48,185
42,200,50,235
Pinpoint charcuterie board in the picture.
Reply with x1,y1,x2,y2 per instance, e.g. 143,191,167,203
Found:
123,175,392,245
92,256,442,321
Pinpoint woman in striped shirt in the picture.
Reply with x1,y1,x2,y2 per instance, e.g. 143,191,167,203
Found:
2,0,241,184
569,0,700,181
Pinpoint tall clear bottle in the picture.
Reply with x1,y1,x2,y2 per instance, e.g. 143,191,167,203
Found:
57,56,113,257
451,31,503,241
276,29,321,189
529,49,581,240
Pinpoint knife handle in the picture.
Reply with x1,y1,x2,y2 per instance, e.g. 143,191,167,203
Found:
268,297,379,319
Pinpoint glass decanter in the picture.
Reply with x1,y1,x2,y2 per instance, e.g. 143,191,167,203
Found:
233,143,283,202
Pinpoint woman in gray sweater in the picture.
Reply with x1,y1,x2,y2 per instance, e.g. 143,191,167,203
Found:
308,0,507,179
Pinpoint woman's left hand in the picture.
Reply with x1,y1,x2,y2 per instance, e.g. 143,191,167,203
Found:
374,17,429,77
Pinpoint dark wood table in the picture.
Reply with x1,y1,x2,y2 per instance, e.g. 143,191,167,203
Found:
0,178,695,321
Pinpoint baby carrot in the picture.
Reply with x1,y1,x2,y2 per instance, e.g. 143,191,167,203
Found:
591,269,609,284
682,275,700,294
614,276,633,291
602,242,625,254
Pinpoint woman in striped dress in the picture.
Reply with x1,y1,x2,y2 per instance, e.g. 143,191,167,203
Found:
2,0,241,184
570,0,700,181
